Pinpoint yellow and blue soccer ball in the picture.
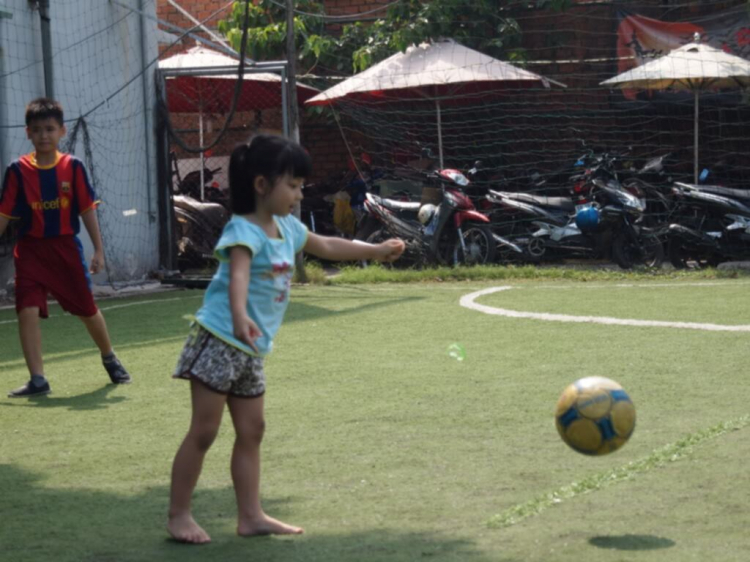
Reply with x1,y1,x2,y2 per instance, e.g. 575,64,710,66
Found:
555,377,636,456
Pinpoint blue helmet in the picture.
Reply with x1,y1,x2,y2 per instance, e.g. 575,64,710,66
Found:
575,206,600,232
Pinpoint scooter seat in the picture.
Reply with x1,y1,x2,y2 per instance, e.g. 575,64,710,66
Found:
380,198,422,213
499,192,575,211
173,195,228,224
675,182,750,202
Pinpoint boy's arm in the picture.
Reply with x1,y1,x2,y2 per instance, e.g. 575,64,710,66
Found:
228,246,261,353
80,209,105,274
303,231,405,262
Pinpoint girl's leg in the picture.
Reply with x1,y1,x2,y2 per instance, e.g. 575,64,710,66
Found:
227,394,303,536
167,379,227,544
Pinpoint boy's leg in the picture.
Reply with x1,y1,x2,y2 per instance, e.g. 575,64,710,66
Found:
227,394,303,536
7,307,50,397
79,310,131,384
18,307,44,376
79,309,112,355
167,379,227,544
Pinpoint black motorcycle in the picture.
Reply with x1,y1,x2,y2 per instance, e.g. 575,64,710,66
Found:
619,153,676,231
486,153,664,269
667,181,750,268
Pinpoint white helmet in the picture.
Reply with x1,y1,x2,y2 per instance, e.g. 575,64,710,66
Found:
418,204,437,225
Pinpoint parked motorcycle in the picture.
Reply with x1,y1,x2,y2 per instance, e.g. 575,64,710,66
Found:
666,181,750,268
487,156,664,268
173,194,228,271
355,160,500,267
619,153,675,231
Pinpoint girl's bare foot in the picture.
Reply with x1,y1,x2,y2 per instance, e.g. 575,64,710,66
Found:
237,514,304,537
167,513,211,544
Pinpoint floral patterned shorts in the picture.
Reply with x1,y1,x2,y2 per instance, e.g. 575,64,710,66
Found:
173,325,266,398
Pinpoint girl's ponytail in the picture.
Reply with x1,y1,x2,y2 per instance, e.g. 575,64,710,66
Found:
229,142,255,214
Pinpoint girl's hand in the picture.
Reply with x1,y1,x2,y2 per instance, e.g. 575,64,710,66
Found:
233,315,262,353
375,239,406,262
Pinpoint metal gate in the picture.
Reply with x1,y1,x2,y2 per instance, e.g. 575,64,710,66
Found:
155,57,293,273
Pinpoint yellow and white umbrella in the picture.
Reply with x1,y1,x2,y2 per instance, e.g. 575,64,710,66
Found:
601,34,750,182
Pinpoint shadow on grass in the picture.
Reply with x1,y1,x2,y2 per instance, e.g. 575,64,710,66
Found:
0,384,127,411
1,293,420,370
0,463,507,562
589,534,676,551
285,295,425,325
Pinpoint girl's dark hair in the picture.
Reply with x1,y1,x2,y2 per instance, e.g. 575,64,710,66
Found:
229,134,312,214
25,97,64,127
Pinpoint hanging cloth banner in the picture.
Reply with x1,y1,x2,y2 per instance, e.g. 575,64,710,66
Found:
615,6,750,100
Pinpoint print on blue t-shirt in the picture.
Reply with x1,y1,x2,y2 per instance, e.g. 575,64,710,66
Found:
195,214,309,356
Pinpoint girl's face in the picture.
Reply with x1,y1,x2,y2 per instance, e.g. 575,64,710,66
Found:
259,174,304,216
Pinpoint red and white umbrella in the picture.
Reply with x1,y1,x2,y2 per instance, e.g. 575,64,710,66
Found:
159,46,319,197
159,45,319,113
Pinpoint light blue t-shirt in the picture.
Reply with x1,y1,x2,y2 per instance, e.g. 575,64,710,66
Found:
194,214,308,356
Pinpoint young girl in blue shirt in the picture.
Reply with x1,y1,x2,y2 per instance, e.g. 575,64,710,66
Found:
167,134,404,544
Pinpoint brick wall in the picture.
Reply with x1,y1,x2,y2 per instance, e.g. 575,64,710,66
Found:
158,0,750,185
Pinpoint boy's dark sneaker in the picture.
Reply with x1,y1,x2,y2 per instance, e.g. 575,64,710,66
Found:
103,356,131,384
8,380,51,398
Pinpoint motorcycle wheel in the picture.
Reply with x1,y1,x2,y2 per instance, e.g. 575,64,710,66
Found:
667,238,721,269
612,231,664,269
174,207,219,271
358,229,407,269
354,216,380,243
450,223,497,266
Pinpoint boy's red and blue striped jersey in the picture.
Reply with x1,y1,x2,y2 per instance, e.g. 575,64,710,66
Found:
0,152,99,239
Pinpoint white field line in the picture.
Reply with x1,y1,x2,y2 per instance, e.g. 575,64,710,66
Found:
0,295,202,325
460,286,750,332
528,281,750,290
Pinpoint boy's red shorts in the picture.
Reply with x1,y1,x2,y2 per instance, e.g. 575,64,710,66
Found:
14,235,98,318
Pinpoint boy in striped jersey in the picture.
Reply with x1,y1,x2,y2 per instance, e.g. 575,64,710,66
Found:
0,98,130,397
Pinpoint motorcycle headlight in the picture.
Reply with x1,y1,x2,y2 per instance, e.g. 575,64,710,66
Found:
618,190,645,212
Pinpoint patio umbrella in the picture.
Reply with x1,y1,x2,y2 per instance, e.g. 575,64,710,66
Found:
601,34,750,183
305,39,565,168
159,46,319,198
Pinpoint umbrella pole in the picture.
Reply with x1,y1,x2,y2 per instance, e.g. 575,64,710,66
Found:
694,90,699,184
436,98,444,169
199,110,205,200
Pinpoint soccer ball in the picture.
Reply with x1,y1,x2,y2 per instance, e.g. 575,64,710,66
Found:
555,376,636,456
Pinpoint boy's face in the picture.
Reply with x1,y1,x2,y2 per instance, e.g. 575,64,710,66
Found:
26,118,66,155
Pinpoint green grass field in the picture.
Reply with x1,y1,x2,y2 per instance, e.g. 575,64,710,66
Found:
1,275,749,561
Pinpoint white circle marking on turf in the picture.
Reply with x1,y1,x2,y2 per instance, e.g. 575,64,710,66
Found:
459,286,750,332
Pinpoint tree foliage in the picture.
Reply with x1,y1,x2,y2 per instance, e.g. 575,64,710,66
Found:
218,0,571,75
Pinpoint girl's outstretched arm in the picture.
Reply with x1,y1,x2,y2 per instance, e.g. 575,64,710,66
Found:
229,246,261,353
303,232,405,263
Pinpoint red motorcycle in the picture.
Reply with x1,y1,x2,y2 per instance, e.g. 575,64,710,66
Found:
355,162,496,267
